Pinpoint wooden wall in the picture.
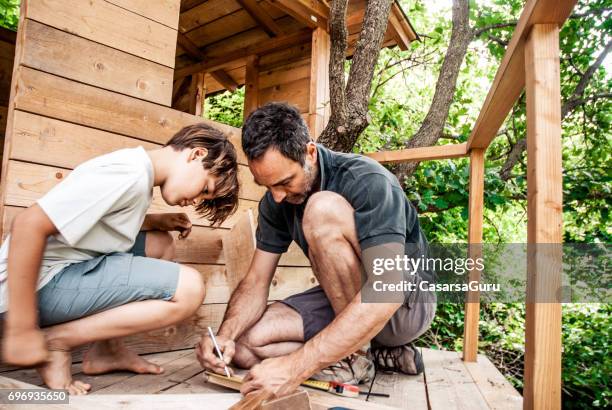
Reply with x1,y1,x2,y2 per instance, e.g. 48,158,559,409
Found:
0,27,16,160
0,0,313,366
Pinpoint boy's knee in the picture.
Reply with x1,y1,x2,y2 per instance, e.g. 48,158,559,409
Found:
172,265,205,316
145,231,176,260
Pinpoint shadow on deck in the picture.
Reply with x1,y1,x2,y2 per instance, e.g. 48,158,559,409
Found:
0,348,522,409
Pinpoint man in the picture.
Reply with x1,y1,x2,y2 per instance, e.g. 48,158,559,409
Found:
197,103,436,396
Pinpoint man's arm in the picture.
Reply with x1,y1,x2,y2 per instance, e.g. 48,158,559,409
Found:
196,248,281,374
2,204,58,366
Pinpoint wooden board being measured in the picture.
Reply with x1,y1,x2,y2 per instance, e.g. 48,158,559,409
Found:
11,67,247,164
26,0,177,67
19,20,173,106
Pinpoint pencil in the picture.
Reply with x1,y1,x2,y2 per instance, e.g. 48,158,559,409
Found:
207,326,232,378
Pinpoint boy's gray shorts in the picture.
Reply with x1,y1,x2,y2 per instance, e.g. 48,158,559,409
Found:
37,232,180,327
281,284,436,347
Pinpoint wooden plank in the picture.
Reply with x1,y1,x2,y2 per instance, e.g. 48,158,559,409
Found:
176,28,312,79
259,77,310,113
182,9,258,53
71,394,242,409
105,0,180,29
259,59,310,89
309,28,330,139
463,148,485,362
244,56,259,118
26,0,177,68
189,72,206,115
368,372,428,409
466,0,577,150
11,67,247,165
461,352,523,409
222,209,257,291
421,348,490,410
19,20,173,106
211,70,239,92
524,24,563,410
177,32,206,60
197,263,315,304
265,0,328,29
238,0,284,37
366,143,468,164
180,0,243,33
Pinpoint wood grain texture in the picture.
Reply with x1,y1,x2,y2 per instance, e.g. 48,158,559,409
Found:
26,0,178,67
309,28,330,139
105,0,180,29
243,56,259,118
180,0,242,33
466,0,577,150
366,143,468,164
524,24,563,410
222,209,257,291
19,20,172,106
463,148,485,362
11,67,247,165
258,77,310,113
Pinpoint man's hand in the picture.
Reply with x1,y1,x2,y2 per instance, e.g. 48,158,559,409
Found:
2,326,48,367
195,334,235,376
148,213,192,239
241,357,303,397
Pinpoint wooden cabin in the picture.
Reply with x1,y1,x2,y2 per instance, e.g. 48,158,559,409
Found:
0,0,574,409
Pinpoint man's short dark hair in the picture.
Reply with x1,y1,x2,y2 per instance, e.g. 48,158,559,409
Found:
242,102,311,165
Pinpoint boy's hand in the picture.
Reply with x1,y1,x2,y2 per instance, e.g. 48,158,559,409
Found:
195,334,235,376
153,213,192,239
2,326,48,366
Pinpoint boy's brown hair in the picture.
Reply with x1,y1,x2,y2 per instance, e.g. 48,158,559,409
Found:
165,123,239,226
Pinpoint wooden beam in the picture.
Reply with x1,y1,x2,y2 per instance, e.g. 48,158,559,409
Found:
265,0,328,29
308,27,330,139
175,28,312,79
466,0,577,150
172,76,191,106
189,72,205,115
177,32,205,60
366,143,468,164
210,70,239,92
243,55,259,118
237,0,284,37
462,148,485,363
523,24,563,410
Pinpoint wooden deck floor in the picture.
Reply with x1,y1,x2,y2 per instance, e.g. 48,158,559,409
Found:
0,347,522,409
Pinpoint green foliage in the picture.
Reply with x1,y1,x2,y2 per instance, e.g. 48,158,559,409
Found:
0,0,19,31
203,87,245,128
422,304,611,409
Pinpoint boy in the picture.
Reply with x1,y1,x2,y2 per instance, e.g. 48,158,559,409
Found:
0,123,239,395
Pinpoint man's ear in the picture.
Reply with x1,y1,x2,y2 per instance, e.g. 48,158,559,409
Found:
189,147,208,162
306,142,317,162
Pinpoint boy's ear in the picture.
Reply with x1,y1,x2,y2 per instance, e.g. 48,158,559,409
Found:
188,147,208,162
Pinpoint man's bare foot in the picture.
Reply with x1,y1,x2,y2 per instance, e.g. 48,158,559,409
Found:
36,350,91,395
82,340,164,375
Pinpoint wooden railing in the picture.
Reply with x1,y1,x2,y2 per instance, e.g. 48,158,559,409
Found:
365,1,576,409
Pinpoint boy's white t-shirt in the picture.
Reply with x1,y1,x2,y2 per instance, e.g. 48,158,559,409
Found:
0,146,154,313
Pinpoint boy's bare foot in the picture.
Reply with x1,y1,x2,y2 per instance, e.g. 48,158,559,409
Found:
82,340,164,375
37,350,91,395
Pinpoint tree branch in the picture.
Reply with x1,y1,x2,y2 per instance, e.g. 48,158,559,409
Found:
473,21,516,37
393,0,472,187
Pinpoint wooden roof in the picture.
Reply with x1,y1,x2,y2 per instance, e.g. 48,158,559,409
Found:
175,0,418,94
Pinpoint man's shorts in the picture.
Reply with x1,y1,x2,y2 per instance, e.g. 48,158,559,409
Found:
281,283,436,347
37,232,180,327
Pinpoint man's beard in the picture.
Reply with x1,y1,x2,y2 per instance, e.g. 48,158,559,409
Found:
285,160,317,204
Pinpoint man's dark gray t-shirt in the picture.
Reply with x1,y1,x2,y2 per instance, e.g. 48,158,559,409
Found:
256,145,432,283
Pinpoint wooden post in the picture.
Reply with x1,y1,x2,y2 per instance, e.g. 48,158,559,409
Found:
188,72,205,116
462,148,485,362
523,24,563,410
243,55,259,119
308,27,330,139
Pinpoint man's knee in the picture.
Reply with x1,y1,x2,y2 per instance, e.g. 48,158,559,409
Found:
303,192,354,244
146,231,176,260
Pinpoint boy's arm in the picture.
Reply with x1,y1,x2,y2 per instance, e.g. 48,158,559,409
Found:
195,249,280,374
2,204,58,366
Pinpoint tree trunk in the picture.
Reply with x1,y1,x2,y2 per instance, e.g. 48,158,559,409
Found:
393,0,472,187
317,0,394,151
